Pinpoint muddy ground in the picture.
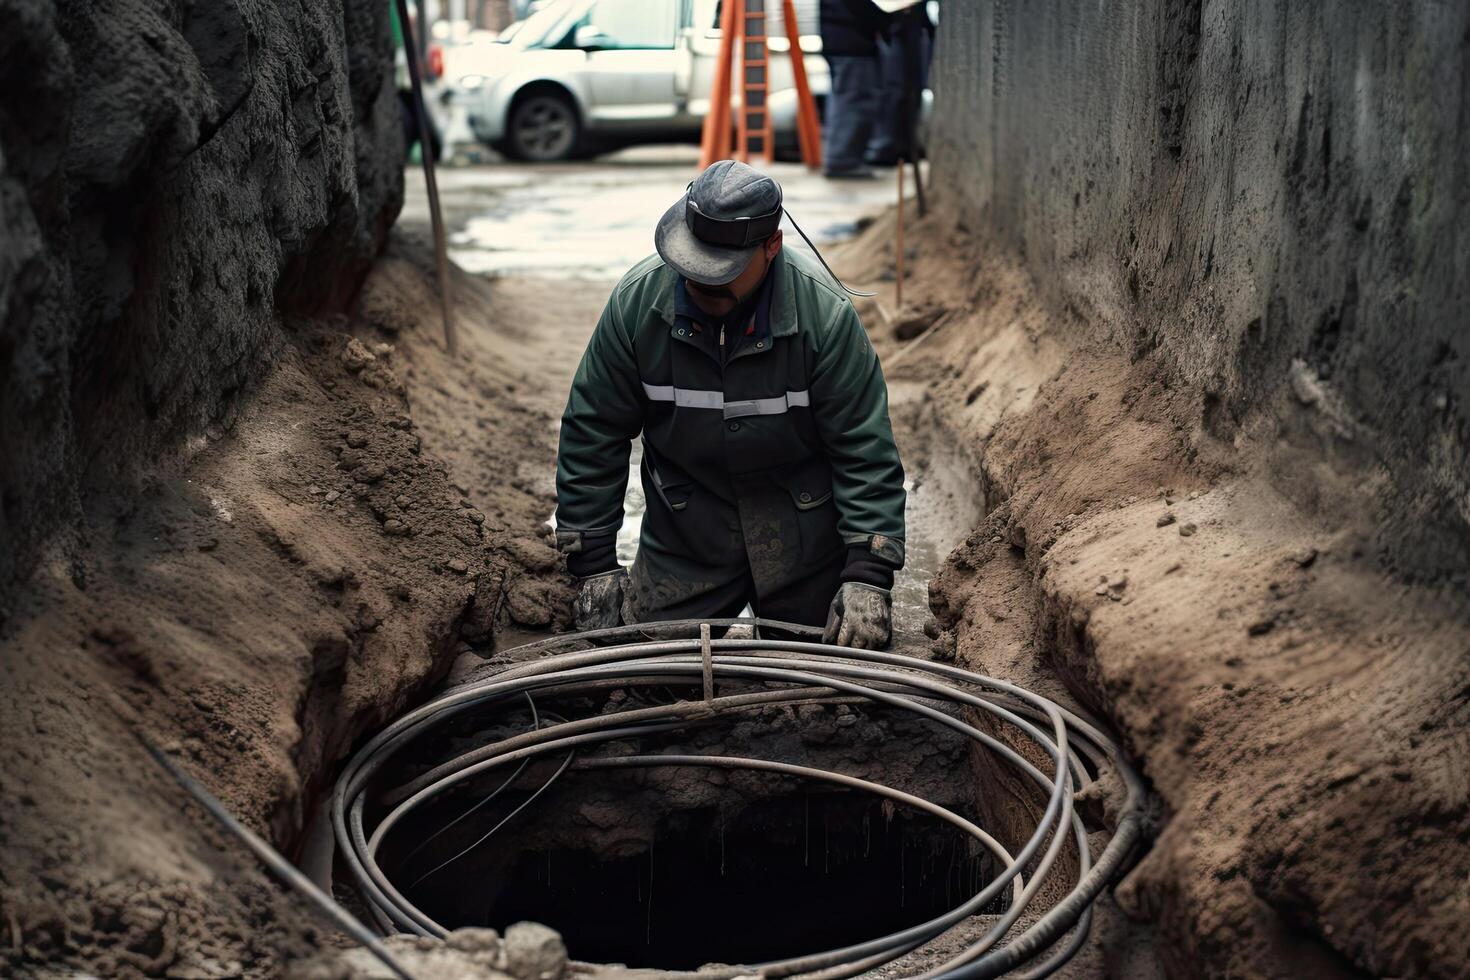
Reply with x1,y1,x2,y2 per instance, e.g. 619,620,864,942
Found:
2,149,1466,979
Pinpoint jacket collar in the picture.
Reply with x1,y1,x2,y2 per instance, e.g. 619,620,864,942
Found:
651,250,799,338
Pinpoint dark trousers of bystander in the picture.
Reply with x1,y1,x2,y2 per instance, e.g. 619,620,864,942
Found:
867,14,930,164
822,54,881,175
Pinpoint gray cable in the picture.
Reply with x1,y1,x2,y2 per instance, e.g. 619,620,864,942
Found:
330,621,1146,977
134,732,417,980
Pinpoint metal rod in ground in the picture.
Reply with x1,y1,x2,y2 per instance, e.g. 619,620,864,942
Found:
901,5,926,217
896,159,906,311
133,732,417,980
395,0,458,356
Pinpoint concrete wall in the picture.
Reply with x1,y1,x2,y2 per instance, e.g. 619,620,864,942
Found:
0,0,405,604
928,1,1469,576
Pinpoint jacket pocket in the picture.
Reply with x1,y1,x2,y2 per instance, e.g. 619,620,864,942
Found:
772,458,834,511
770,459,842,566
644,451,693,512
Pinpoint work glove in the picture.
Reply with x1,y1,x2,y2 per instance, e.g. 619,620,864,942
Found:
823,582,892,650
573,567,629,632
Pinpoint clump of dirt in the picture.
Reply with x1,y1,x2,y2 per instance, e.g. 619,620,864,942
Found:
836,207,1470,977
0,236,576,978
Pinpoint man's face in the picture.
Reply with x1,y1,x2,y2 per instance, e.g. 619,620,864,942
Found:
687,231,783,317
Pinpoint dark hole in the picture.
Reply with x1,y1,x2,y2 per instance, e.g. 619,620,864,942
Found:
387,777,990,970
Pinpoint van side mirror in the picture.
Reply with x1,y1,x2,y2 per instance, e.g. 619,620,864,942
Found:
574,24,614,50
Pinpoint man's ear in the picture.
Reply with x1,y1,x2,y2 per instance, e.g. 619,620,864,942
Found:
765,230,783,260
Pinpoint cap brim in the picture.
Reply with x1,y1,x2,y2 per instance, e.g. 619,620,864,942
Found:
654,196,759,286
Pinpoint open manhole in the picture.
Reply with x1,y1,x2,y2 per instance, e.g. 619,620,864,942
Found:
386,781,990,969
333,620,1144,976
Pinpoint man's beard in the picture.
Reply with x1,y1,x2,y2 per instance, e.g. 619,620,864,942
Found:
689,281,738,302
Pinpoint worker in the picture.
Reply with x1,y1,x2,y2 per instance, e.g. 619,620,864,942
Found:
819,0,894,178
554,160,906,648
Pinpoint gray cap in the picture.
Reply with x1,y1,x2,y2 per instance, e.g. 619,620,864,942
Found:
655,160,784,286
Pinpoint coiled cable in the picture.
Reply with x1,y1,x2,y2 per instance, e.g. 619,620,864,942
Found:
332,619,1146,978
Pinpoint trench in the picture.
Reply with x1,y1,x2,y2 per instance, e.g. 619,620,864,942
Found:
314,159,1137,974
302,310,1011,973
302,405,1153,975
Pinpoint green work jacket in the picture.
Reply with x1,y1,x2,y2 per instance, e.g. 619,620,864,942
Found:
555,248,905,610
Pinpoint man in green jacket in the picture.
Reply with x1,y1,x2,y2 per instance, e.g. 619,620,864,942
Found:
554,160,906,648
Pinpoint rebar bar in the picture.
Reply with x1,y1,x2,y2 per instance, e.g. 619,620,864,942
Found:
332,619,1146,978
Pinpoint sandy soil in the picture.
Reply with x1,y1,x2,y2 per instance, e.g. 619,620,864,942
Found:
0,234,591,978
835,206,1470,979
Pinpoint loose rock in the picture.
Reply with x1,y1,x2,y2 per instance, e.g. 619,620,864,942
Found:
500,922,567,980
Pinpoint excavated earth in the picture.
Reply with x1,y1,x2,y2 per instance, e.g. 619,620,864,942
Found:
6,213,1466,979
0,238,590,977
2,189,1465,980
835,207,1470,979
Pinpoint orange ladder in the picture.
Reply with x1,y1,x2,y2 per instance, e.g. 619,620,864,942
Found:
736,1,774,161
700,0,821,170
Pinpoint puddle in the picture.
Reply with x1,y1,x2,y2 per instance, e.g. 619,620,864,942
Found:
891,437,985,638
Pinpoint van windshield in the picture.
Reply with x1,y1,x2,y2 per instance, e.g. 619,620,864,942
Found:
498,0,594,49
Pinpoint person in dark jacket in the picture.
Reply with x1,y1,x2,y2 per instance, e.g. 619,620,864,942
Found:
555,161,907,648
819,0,892,178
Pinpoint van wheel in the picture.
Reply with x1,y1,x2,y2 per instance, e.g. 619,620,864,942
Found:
505,91,580,162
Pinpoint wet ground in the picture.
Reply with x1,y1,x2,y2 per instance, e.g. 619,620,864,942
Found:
403,146,909,280
406,149,955,644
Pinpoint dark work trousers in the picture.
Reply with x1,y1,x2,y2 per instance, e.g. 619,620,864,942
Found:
822,54,882,174
626,545,846,637
868,16,930,163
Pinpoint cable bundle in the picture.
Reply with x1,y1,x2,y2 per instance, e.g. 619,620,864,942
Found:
333,620,1145,979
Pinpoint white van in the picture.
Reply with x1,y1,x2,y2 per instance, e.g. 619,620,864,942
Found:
449,0,831,161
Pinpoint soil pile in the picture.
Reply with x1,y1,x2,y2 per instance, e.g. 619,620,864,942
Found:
837,206,1470,977
883,4,1469,974
0,243,581,978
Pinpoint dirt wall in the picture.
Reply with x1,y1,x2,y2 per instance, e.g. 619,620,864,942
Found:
0,0,405,608
927,1,1469,578
0,239,577,978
